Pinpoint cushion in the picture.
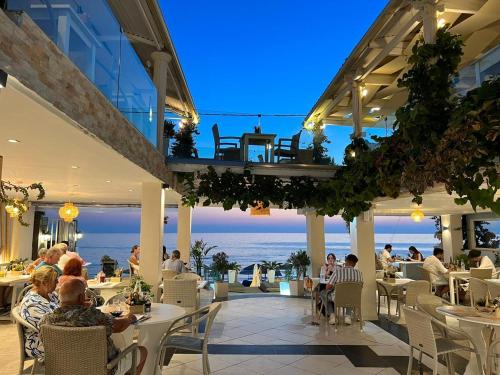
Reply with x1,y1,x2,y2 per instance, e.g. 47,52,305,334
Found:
166,335,203,351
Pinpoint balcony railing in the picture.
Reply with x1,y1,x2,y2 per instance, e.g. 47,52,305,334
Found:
6,0,158,145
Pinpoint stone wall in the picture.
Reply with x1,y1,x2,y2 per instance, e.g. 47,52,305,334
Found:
0,10,170,182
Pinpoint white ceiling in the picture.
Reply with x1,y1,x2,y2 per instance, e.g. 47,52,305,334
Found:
0,78,181,206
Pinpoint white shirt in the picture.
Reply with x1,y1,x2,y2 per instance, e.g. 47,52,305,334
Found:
423,255,448,284
162,258,187,273
380,249,393,268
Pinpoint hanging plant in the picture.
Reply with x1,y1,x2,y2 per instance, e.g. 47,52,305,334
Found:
308,129,333,165
0,180,45,226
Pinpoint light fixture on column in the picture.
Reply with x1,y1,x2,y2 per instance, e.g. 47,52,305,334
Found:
411,208,424,222
59,202,79,222
0,69,7,89
437,18,446,28
361,86,368,97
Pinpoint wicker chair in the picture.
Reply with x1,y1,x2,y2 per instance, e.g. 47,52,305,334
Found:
469,277,489,306
488,282,500,299
397,280,430,313
376,282,399,317
41,325,138,375
487,337,500,375
163,279,198,333
156,303,222,375
173,273,202,281
15,284,33,306
333,282,363,331
11,307,41,375
162,269,179,280
470,268,493,280
404,307,482,375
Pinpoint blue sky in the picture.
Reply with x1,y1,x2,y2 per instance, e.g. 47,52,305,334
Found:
160,0,389,163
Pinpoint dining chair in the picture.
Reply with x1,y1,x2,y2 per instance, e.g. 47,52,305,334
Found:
15,284,33,306
488,282,500,299
173,272,202,281
333,282,363,331
469,277,489,306
470,268,493,280
11,307,42,375
162,269,179,280
376,282,399,317
398,280,430,313
274,130,302,163
404,307,482,375
212,124,240,160
41,325,138,375
155,303,222,375
163,279,198,333
487,337,500,375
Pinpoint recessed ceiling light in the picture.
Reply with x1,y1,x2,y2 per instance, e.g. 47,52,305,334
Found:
128,189,134,192
7,139,20,143
105,180,112,183
71,165,79,169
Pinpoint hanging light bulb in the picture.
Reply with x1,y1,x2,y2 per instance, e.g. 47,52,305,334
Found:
59,202,79,222
411,208,424,222
304,121,315,130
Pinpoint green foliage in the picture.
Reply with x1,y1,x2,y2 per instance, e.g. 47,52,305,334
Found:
211,252,230,282
190,240,217,276
0,180,45,226
260,260,282,271
308,129,333,165
163,120,176,138
287,250,310,280
180,29,499,222
7,258,27,271
228,262,241,273
171,121,199,158
474,221,500,249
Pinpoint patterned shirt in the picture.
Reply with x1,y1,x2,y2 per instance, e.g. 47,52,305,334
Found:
40,305,118,361
20,290,59,358
327,266,363,285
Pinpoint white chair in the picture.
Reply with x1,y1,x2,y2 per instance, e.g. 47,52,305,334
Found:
156,303,222,375
11,307,42,375
469,277,489,306
488,282,500,299
162,269,178,280
163,279,198,333
397,280,430,314
404,307,482,375
377,282,400,317
173,272,202,281
470,268,493,280
41,325,138,375
487,337,500,375
333,282,363,331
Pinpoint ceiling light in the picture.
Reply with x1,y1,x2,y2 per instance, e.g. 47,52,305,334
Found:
0,70,7,89
59,202,79,223
71,165,79,169
361,88,368,97
369,107,381,113
437,18,446,28
105,180,111,183
411,208,425,223
304,121,315,130
7,139,20,143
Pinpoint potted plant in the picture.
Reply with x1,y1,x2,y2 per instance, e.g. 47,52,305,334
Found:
227,262,240,284
190,240,217,276
101,255,117,277
7,258,26,276
163,120,176,157
211,252,230,299
126,275,154,313
287,250,311,296
261,260,281,284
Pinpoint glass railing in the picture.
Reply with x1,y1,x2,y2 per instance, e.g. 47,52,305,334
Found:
6,0,158,145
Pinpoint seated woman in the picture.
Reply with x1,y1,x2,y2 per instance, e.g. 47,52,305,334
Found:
20,267,59,359
58,258,87,289
408,246,424,261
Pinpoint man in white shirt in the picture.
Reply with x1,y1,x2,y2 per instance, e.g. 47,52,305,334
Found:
379,244,394,269
423,247,449,296
162,250,187,273
468,250,496,277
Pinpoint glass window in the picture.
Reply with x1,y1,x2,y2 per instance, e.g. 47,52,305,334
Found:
473,220,500,249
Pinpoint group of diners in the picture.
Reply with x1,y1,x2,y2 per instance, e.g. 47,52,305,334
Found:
18,243,148,375
318,253,363,325
128,244,191,274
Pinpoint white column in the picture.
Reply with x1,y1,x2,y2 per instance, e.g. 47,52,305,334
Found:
306,212,325,277
415,0,437,43
441,214,463,262
350,210,378,320
151,51,172,152
140,182,165,301
351,80,363,138
177,205,192,265
9,206,35,260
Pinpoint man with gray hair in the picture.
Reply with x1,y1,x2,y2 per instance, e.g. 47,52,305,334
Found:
35,246,62,276
54,242,84,270
41,279,147,374
162,249,188,273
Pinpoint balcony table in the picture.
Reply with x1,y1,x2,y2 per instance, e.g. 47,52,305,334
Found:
240,133,276,163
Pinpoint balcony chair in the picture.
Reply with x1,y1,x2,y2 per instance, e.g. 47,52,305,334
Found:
212,124,240,160
12,307,42,375
404,307,482,375
155,303,222,375
333,282,363,331
41,325,138,375
274,130,302,163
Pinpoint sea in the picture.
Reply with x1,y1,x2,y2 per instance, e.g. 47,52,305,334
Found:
77,232,439,277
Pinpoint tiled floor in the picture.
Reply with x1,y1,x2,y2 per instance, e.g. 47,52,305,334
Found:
0,291,466,374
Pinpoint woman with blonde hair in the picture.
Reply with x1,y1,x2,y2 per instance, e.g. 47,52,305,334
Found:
20,267,59,359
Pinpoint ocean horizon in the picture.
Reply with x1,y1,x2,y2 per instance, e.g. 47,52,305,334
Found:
77,232,440,277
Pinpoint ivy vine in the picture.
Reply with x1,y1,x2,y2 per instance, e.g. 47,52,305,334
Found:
0,180,45,225
180,29,499,222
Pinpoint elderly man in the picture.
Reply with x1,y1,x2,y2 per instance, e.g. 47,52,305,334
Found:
162,249,188,273
40,279,147,375
54,242,84,271
320,254,363,325
35,247,62,276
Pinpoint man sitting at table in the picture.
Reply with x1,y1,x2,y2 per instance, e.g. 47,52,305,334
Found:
55,242,84,271
379,244,395,269
40,279,147,375
35,247,63,276
423,247,449,297
162,249,188,273
320,254,363,325
468,250,496,277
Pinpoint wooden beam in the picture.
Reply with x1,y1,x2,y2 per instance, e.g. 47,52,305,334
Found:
124,32,157,47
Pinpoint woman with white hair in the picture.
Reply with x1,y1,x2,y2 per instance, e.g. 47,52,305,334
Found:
25,248,48,274
35,247,62,276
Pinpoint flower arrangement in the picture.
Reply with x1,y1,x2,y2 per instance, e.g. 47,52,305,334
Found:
7,258,27,272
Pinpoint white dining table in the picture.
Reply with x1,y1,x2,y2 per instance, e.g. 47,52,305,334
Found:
437,305,500,375
87,279,129,302
0,274,31,321
104,303,186,375
376,278,413,319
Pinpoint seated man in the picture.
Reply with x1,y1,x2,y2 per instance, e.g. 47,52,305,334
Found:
40,279,147,375
379,244,395,269
320,254,363,325
423,247,449,297
55,242,84,271
162,249,187,273
468,249,496,277
35,247,63,276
